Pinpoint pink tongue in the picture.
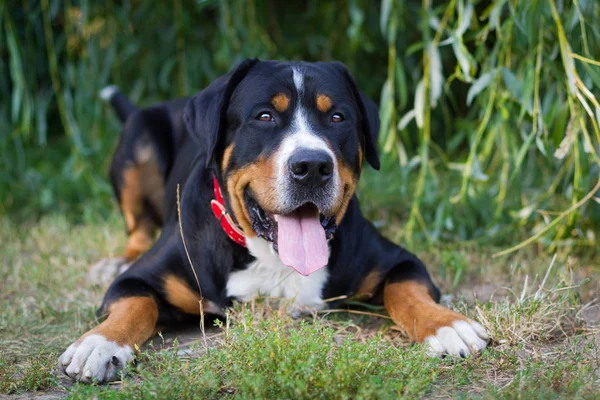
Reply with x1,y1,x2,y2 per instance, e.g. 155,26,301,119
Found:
277,207,328,276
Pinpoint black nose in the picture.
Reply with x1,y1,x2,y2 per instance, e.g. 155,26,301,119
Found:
288,150,334,188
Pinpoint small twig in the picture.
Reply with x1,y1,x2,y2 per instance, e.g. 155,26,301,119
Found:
570,52,600,67
535,254,557,299
322,295,349,303
176,184,207,350
318,309,392,320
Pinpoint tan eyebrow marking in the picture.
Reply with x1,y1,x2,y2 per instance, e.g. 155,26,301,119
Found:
271,93,290,112
316,94,333,113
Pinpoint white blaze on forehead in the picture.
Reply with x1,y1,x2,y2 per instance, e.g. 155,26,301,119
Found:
288,66,331,154
292,66,304,95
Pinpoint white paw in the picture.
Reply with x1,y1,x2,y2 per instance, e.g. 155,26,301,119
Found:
424,320,489,358
86,257,131,286
59,334,133,383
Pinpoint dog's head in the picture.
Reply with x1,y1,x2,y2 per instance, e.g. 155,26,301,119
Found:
184,60,379,276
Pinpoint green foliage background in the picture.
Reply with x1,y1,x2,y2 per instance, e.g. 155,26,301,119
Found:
2,0,600,251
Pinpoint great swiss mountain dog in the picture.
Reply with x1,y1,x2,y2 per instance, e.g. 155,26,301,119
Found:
59,59,489,383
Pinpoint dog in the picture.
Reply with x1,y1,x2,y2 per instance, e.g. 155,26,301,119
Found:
59,59,489,383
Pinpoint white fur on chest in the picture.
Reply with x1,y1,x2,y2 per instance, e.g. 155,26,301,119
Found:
226,237,328,311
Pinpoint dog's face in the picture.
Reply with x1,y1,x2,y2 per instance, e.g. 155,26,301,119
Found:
184,60,379,276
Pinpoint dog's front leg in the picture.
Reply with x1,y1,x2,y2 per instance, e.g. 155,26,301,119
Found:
59,296,158,383
383,260,489,357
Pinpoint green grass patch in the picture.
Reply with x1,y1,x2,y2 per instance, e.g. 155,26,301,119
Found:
69,318,437,399
0,352,58,394
65,316,600,399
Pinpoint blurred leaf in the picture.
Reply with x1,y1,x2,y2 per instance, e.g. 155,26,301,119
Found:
554,116,578,160
501,67,522,100
455,0,473,37
414,79,425,128
380,0,391,36
395,56,408,109
6,17,25,125
429,43,443,107
379,79,393,150
471,158,488,182
452,40,475,81
467,70,495,106
398,109,416,131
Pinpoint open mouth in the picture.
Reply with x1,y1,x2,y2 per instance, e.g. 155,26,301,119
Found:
245,191,337,276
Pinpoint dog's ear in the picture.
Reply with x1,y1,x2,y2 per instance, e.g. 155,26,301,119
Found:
184,58,259,168
331,62,380,170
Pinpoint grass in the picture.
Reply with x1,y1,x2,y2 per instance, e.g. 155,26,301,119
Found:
1,207,599,398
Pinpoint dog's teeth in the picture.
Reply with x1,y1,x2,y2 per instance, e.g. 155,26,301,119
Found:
274,215,279,222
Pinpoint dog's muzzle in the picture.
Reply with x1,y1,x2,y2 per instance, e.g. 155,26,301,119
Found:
247,149,341,277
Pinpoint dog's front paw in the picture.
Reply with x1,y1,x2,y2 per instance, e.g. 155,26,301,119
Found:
423,318,489,358
59,334,133,383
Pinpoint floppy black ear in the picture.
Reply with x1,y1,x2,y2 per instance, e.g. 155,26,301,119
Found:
183,58,259,168
331,62,381,170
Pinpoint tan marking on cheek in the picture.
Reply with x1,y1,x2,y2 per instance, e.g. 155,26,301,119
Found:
318,137,357,225
226,169,255,237
356,270,383,298
222,144,235,172
384,281,467,342
163,275,222,315
225,154,279,237
81,296,159,348
316,94,333,113
271,93,290,113
248,156,279,212
333,162,358,224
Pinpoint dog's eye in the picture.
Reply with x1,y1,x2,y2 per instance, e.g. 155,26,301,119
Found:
257,112,274,122
331,113,344,123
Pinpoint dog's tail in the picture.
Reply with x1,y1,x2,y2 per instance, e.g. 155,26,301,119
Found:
99,85,137,123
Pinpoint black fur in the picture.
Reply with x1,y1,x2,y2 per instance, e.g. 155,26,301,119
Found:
330,62,380,170
183,59,259,168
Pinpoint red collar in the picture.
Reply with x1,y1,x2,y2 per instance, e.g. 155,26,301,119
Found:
211,175,247,247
